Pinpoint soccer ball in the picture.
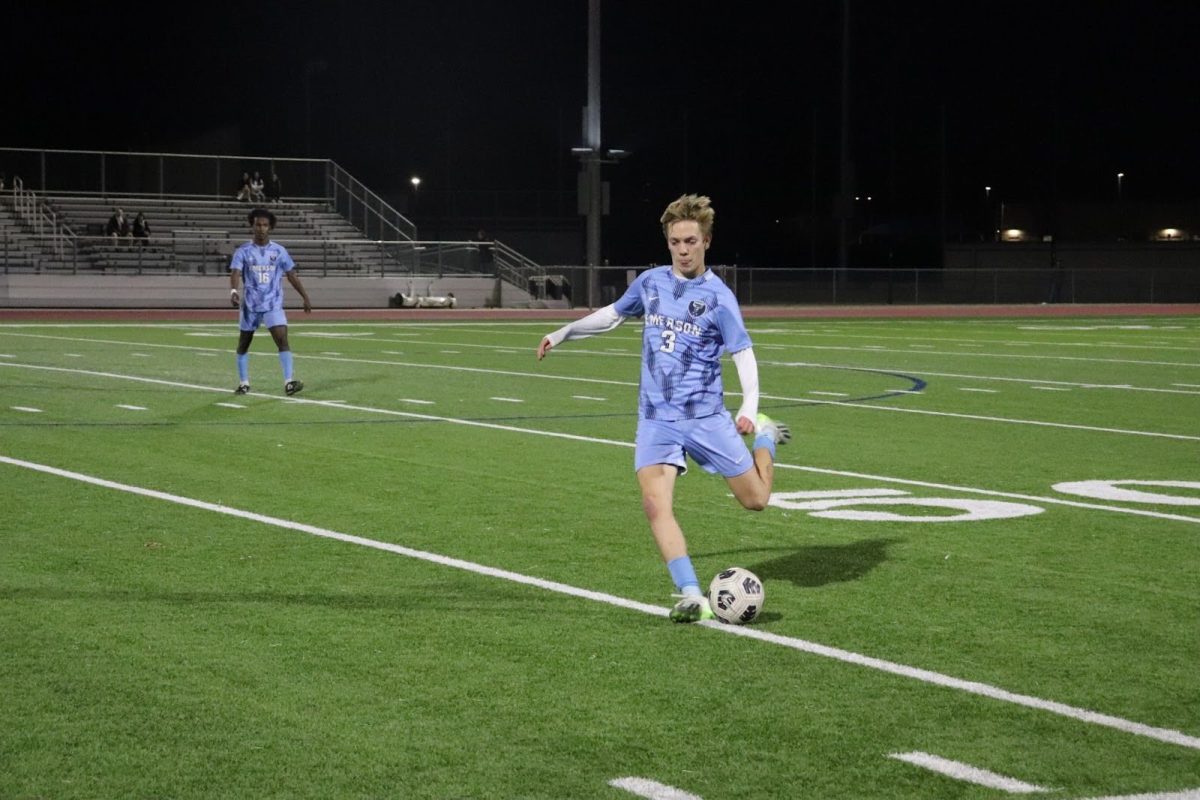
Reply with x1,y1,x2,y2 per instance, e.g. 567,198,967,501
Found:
707,567,764,625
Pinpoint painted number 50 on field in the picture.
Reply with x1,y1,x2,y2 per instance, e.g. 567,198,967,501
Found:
767,480,1200,522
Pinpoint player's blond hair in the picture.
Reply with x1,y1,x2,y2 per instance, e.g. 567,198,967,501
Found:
660,194,715,238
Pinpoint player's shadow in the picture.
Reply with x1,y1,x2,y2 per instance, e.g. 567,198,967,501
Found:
752,537,901,588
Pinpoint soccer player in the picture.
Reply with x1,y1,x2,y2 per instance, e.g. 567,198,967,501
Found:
229,208,313,395
536,194,790,623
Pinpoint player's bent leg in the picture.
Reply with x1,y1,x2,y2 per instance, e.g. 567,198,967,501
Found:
726,466,772,511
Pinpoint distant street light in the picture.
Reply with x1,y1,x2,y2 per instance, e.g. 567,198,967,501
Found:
1117,172,1125,202
410,176,422,217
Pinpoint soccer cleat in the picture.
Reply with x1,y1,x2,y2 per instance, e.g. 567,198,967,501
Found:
234,383,250,395
756,412,791,445
285,380,303,396
669,594,716,623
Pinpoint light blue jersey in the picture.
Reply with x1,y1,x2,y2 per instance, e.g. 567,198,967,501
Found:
614,266,751,421
230,240,295,313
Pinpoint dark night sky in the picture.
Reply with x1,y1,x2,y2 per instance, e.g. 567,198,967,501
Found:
8,1,1200,264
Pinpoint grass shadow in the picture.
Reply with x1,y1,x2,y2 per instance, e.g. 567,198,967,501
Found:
751,538,901,588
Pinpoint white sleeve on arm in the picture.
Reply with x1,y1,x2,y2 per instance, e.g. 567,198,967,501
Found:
544,304,625,347
731,347,759,425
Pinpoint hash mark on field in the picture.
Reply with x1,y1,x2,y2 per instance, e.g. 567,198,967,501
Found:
64,353,83,358
810,391,849,397
11,406,43,413
440,350,461,354
319,351,343,356
609,777,703,800
115,404,147,411
381,350,405,355
398,398,434,405
0,353,14,358
572,395,607,401
960,388,999,393
490,397,524,403
1173,383,1200,388
215,402,245,409
130,353,151,358
888,752,1050,794
1031,386,1072,392
195,352,218,357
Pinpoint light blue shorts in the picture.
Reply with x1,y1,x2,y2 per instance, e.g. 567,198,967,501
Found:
240,307,288,332
634,411,753,478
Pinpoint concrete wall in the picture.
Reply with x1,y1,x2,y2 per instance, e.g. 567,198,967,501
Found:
0,274,535,308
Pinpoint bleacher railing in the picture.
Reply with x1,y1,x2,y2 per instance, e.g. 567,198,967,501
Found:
0,234,512,279
0,146,415,246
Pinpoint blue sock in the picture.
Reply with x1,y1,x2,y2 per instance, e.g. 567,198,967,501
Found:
236,353,249,383
279,350,293,381
667,556,702,596
752,435,776,459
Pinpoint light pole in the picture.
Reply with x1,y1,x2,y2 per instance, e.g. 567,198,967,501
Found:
1116,172,1124,202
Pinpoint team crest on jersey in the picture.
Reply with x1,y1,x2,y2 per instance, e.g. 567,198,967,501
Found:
687,299,707,317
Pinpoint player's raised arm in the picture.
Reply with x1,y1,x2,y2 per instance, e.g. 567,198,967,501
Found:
536,304,625,360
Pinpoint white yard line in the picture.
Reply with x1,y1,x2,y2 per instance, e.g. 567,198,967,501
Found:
609,777,703,800
888,752,1050,793
2,451,1199,754
3,332,1196,439
2,360,1198,524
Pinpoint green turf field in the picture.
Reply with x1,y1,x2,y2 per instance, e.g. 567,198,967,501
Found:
1,313,1198,799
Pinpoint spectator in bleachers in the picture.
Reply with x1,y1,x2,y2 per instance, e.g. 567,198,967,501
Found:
132,212,151,245
268,172,282,203
105,208,131,246
235,172,252,202
250,172,266,203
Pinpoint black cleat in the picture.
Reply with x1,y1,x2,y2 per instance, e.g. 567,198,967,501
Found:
234,383,250,395
285,380,304,396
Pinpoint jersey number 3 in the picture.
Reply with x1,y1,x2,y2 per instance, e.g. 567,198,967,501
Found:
659,329,676,353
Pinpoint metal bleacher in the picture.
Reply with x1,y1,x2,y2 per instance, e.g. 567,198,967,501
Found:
44,196,397,275
0,148,562,308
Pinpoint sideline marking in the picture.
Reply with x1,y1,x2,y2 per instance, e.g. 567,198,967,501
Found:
6,329,1198,428
609,777,702,800
888,752,1049,794
1,360,1197,526
2,453,1199,753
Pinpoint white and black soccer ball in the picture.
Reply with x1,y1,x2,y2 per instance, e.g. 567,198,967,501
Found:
707,567,764,625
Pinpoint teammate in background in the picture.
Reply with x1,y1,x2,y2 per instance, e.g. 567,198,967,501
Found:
536,194,790,623
229,208,312,395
